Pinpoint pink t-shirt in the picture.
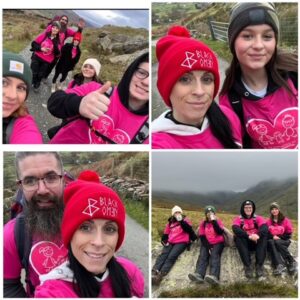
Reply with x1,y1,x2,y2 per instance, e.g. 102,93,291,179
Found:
34,257,144,298
232,215,266,235
164,218,192,244
9,115,43,144
199,220,225,245
266,217,293,236
50,82,148,144
4,219,68,296
152,105,242,149
219,79,298,149
34,33,57,64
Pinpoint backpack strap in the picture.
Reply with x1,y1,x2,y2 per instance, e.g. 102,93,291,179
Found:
228,90,252,148
14,214,34,295
240,215,258,229
130,119,149,144
239,215,244,228
5,117,17,144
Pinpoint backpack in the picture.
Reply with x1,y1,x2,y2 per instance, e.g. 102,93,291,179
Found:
10,171,75,295
4,117,17,144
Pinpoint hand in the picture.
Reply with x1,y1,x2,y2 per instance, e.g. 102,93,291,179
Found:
79,81,111,120
162,241,169,247
41,47,50,53
273,235,280,240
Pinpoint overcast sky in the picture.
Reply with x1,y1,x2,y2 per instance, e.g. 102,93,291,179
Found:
152,152,298,193
74,10,149,29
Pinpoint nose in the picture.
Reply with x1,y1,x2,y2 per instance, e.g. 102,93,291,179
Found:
36,179,50,194
192,79,205,96
252,36,264,49
141,75,149,86
90,231,105,247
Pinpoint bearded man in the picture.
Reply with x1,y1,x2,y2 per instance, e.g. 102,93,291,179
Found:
4,152,67,297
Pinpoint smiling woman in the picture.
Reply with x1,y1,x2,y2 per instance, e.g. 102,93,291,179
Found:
34,170,145,298
151,26,242,149
2,52,43,144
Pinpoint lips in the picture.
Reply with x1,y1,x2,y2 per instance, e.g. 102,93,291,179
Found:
135,84,148,94
37,200,55,208
85,251,106,260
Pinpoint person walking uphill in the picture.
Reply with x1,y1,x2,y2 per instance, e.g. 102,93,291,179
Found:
35,170,144,298
188,206,225,285
51,32,82,93
232,200,268,279
152,25,242,149
152,206,197,285
267,202,297,276
219,2,298,149
3,52,42,144
30,21,61,92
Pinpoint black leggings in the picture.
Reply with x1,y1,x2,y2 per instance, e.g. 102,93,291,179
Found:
267,238,293,266
52,69,69,84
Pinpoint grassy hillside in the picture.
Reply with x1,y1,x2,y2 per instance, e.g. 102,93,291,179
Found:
3,9,148,84
152,206,298,243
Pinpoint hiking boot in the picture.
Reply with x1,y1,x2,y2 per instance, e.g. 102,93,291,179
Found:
42,77,48,84
152,273,163,286
244,266,253,279
33,82,40,92
287,260,297,274
51,83,57,93
152,269,159,276
256,265,264,278
204,275,220,285
273,264,287,276
188,272,204,283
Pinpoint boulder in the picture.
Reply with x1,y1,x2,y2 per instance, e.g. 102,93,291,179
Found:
152,240,298,297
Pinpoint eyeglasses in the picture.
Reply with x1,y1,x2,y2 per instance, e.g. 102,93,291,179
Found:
134,68,149,80
17,173,63,191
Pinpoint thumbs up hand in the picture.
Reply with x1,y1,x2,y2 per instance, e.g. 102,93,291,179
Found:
79,82,111,120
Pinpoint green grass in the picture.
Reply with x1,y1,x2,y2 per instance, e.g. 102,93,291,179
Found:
160,281,297,298
124,198,148,230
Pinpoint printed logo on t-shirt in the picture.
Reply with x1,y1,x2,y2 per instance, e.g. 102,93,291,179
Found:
89,115,131,144
246,108,298,149
41,39,54,56
29,241,68,276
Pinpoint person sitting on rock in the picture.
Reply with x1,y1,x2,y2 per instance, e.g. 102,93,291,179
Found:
232,200,268,279
152,206,197,285
188,206,224,285
267,202,297,276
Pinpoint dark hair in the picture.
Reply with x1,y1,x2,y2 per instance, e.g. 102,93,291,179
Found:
270,210,285,224
117,52,149,115
220,49,298,97
68,246,131,297
207,101,240,148
71,73,101,88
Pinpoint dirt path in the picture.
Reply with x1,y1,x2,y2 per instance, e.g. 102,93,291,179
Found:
19,42,76,143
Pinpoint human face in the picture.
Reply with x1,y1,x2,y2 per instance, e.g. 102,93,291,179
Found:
60,17,68,26
129,62,149,107
73,40,80,46
234,24,276,72
3,77,27,118
17,153,64,209
82,64,96,79
170,70,214,127
244,205,253,217
51,26,59,36
71,219,118,274
271,207,279,217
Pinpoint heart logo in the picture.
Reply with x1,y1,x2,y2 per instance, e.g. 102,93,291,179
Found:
29,241,68,276
89,115,130,144
246,108,298,149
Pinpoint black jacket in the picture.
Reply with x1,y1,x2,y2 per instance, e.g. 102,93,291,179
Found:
55,43,81,73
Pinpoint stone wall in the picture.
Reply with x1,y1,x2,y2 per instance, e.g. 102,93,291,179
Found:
152,240,298,297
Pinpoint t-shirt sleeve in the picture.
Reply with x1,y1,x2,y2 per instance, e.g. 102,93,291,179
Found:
4,219,22,279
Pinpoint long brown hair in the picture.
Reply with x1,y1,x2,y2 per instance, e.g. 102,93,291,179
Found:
270,210,285,224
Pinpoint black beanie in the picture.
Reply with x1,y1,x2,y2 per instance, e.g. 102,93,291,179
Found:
228,2,280,53
3,51,32,99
